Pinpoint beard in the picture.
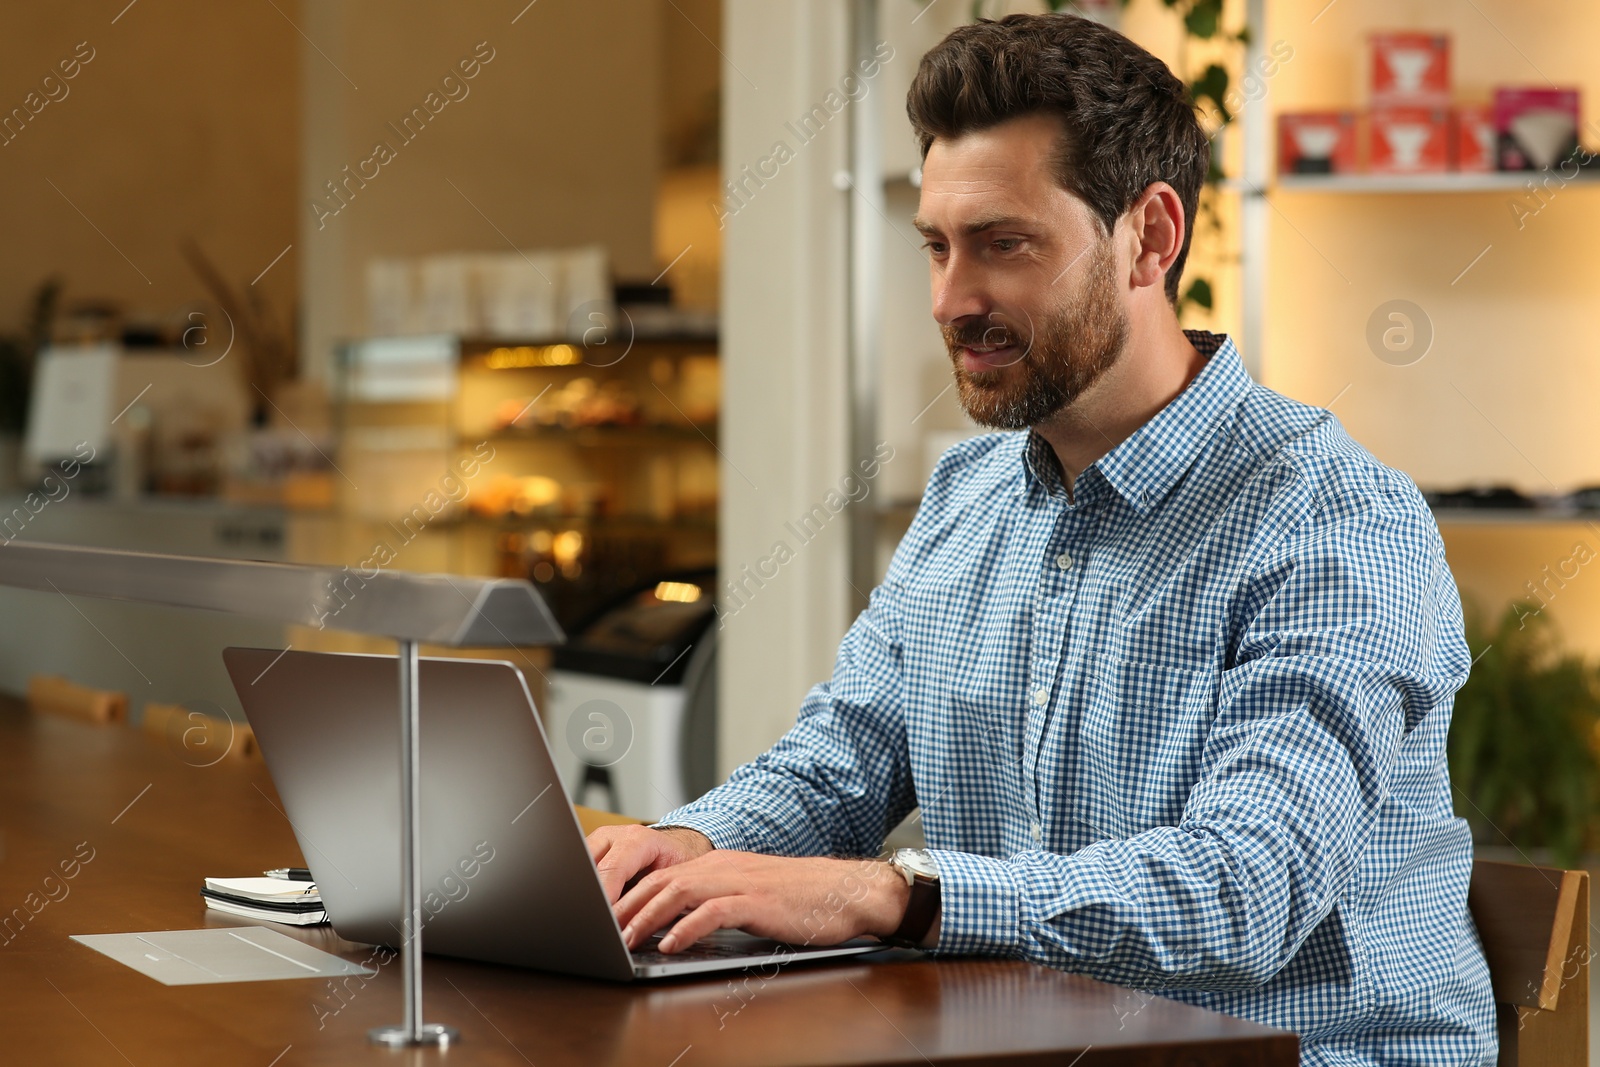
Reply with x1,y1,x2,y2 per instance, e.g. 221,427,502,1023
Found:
943,236,1129,430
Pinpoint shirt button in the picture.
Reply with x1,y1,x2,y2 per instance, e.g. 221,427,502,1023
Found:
1030,687,1049,706
1055,551,1073,569
1030,822,1043,844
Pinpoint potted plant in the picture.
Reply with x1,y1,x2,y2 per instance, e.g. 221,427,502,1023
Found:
1450,599,1600,867
181,240,298,426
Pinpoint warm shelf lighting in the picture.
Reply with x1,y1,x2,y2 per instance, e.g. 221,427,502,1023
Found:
485,344,582,369
654,581,702,604
551,530,585,566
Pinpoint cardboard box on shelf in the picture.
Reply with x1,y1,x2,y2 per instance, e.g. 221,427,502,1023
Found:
1453,104,1496,172
1370,32,1451,107
1278,112,1359,176
1369,107,1452,174
1494,87,1581,171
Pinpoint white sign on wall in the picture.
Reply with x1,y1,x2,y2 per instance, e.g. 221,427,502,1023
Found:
24,344,119,462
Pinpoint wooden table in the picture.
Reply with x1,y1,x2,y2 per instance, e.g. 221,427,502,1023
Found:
0,696,1297,1066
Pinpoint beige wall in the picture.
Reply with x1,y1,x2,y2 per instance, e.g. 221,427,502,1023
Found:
663,0,723,165
298,0,671,382
0,1,299,332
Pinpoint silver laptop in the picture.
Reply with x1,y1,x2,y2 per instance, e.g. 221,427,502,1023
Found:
222,647,881,980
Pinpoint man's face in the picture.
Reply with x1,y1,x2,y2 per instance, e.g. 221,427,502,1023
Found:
915,112,1129,430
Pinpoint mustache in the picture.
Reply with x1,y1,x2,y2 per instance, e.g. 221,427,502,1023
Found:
944,320,1033,350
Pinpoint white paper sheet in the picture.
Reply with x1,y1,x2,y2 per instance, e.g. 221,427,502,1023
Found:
71,927,374,986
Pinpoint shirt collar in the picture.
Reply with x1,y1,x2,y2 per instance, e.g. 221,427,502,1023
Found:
1019,331,1252,514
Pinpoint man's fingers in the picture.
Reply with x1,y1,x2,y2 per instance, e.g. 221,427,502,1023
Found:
616,867,684,943
595,859,630,905
658,896,745,953
586,827,615,863
619,866,730,950
586,827,665,904
618,856,765,949
597,843,657,905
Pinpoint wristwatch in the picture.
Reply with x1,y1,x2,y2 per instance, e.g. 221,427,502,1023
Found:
885,848,941,948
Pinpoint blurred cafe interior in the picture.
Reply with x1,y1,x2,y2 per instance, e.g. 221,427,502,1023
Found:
4,1,1600,1062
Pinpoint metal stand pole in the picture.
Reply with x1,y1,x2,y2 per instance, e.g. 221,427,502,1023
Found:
369,639,458,1048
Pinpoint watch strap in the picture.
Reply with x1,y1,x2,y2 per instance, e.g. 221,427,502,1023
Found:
886,873,940,948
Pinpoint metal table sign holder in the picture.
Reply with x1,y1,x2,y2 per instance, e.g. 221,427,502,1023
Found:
0,541,565,1048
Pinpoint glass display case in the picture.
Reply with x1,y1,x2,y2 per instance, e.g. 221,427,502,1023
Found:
332,332,719,632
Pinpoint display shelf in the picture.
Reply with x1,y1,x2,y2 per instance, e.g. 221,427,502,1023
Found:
1429,508,1600,527
458,334,718,372
468,424,717,446
335,327,720,583
455,329,719,349
1272,172,1600,195
460,512,717,534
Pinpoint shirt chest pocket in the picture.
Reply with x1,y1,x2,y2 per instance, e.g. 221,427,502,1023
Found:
1075,658,1216,838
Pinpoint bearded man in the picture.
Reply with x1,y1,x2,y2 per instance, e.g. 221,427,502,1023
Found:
589,13,1496,1065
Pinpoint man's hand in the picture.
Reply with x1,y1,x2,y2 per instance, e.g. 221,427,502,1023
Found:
613,850,911,953
587,824,715,905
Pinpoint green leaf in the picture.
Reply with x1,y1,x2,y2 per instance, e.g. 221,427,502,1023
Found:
1189,64,1232,126
1181,277,1214,311
1184,0,1223,38
1189,63,1230,106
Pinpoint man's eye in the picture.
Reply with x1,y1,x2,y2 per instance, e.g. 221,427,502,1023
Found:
921,241,946,255
993,238,1020,252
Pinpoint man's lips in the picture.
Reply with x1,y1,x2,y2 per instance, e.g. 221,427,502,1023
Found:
959,344,1020,372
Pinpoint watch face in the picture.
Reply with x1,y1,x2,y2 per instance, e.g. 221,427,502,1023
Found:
894,848,940,880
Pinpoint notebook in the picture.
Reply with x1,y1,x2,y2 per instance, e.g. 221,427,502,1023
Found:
202,877,328,926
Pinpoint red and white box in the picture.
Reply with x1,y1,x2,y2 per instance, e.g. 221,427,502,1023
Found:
1369,107,1452,173
1370,32,1451,107
1494,87,1580,170
1278,112,1359,176
1453,104,1496,172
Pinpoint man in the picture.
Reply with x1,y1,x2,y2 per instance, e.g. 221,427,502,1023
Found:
590,13,1495,1064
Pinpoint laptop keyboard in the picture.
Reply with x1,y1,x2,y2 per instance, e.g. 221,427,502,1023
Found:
632,932,774,965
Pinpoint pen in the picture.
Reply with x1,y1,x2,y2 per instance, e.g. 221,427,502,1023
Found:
264,867,313,881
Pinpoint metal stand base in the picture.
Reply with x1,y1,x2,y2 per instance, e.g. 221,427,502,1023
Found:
368,1023,459,1048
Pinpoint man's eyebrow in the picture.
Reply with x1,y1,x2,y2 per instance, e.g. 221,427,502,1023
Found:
912,214,1035,237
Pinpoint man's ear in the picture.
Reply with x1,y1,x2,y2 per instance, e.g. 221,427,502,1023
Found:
1124,182,1186,292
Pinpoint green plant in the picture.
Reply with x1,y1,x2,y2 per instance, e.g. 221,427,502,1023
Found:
0,279,62,436
1450,600,1600,867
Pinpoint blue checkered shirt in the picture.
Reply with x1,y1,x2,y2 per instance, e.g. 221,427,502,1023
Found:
663,332,1496,1064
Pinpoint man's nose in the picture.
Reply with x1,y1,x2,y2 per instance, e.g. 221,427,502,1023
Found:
932,254,990,327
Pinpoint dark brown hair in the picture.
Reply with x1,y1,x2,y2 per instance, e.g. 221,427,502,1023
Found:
906,13,1209,303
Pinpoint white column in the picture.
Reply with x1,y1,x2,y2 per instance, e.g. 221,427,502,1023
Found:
718,0,856,772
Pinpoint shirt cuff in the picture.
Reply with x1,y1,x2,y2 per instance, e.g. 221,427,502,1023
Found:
925,849,1023,957
651,806,763,853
